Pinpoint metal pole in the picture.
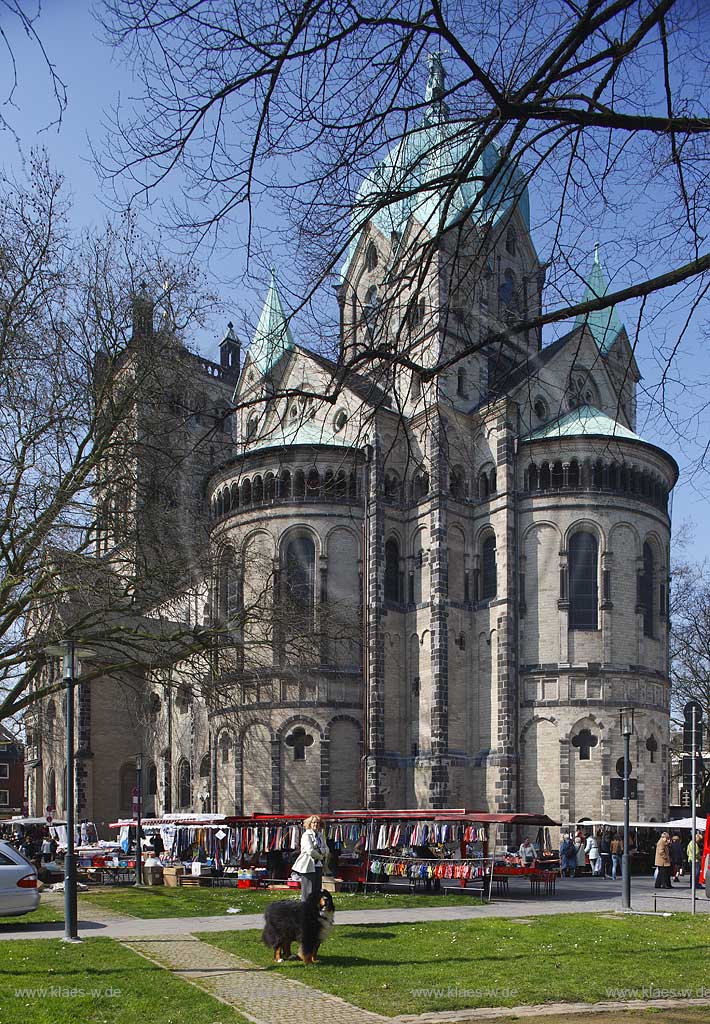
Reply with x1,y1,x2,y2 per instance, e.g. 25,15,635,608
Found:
135,754,143,886
622,730,631,911
63,640,79,941
691,707,697,915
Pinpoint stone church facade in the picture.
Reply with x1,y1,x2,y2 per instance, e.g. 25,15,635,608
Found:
26,59,677,830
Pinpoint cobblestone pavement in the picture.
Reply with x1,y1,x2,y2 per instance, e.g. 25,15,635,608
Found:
122,934,389,1024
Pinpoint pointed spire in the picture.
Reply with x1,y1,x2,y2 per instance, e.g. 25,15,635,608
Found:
248,267,295,375
575,247,625,354
220,320,240,382
423,52,449,124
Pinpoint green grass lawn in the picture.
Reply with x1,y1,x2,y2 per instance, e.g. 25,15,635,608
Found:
0,898,63,928
79,885,481,918
199,912,710,1017
0,937,249,1024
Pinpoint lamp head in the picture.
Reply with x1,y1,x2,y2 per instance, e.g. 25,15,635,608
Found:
620,707,635,737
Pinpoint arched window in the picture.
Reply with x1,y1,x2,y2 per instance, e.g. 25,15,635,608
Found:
46,700,56,740
568,461,580,488
640,542,654,638
365,241,378,272
551,462,563,489
481,534,497,600
527,464,539,491
222,487,231,514
177,759,191,809
220,550,240,633
479,471,490,498
505,228,516,256
46,768,56,810
246,415,258,440
499,268,517,310
384,538,401,603
449,467,464,499
335,470,347,498
306,468,320,498
147,763,158,796
253,475,264,503
324,470,335,498
362,285,380,339
264,473,275,501
457,367,468,397
280,470,291,499
414,472,429,501
199,754,210,779
220,734,231,764
384,471,400,500
230,483,239,509
241,479,252,505
294,470,306,499
569,531,598,630
285,536,315,631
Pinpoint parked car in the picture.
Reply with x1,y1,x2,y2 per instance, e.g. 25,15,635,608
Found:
0,840,40,917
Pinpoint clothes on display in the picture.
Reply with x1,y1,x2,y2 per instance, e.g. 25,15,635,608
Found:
369,855,491,880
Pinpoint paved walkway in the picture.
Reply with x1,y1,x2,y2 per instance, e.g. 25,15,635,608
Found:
1,875,707,940
123,934,386,1024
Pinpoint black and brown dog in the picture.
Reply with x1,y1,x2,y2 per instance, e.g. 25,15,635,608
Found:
262,891,335,964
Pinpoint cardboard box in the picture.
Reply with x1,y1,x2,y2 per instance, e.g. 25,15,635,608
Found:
163,866,184,888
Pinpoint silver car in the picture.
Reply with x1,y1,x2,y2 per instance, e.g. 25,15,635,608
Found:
0,840,40,917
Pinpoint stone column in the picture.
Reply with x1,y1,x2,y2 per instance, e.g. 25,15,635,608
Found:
365,435,385,808
427,411,450,808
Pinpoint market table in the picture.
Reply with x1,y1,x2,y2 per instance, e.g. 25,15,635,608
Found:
492,864,557,895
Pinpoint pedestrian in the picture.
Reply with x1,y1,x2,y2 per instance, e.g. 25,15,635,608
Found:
585,832,601,876
599,831,611,878
518,837,536,866
40,834,52,863
575,832,587,876
292,814,327,902
669,835,683,881
610,833,623,880
559,834,575,877
687,831,703,889
654,832,672,889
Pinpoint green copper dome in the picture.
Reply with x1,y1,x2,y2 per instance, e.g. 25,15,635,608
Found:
341,56,530,279
524,405,643,442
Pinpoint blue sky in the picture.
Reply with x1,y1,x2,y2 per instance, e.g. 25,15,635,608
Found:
2,1,708,559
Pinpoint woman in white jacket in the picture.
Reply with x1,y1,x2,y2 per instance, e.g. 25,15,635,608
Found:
292,815,327,902
585,833,601,876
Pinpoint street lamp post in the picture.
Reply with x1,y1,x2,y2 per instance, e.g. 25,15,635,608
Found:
44,640,94,942
620,707,635,912
135,752,143,886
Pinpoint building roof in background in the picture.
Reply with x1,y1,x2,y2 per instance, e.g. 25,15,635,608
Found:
524,404,643,442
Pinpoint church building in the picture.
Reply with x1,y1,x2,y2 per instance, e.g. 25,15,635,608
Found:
25,57,677,831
